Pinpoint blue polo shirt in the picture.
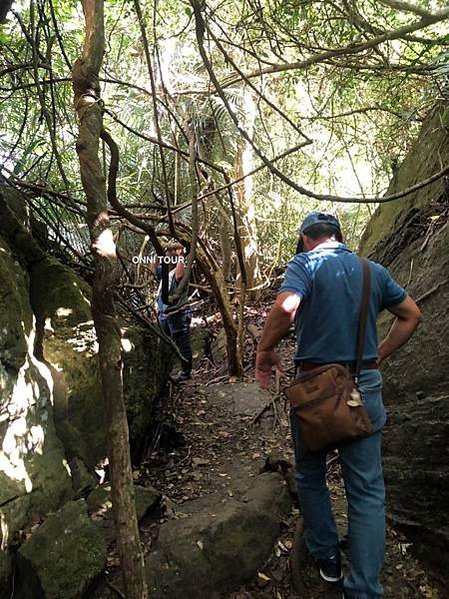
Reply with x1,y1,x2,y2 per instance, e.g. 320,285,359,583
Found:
279,242,407,364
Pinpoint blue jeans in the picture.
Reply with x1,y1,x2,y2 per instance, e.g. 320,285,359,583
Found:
291,369,387,599
159,308,193,374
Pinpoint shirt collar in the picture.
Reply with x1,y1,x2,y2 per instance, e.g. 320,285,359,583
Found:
311,240,348,252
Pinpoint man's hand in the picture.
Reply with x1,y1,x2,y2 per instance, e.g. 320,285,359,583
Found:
255,349,281,389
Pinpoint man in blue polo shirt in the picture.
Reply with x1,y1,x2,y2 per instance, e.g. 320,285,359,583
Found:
255,212,421,599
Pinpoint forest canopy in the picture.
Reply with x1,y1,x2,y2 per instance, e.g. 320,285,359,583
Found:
1,0,448,266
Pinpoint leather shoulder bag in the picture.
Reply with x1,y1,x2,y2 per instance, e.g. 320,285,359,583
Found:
284,258,374,452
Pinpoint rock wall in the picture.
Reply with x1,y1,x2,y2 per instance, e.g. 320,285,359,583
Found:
359,101,449,576
0,186,172,593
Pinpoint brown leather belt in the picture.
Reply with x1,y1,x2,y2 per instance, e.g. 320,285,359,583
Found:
299,361,378,373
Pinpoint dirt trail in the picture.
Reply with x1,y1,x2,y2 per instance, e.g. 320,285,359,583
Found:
140,342,443,598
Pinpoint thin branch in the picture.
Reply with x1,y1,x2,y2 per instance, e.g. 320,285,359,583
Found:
170,128,199,303
103,107,230,181
100,128,165,255
415,278,449,304
48,0,72,70
377,0,432,18
29,0,70,190
196,141,310,201
2,169,87,213
206,17,312,142
300,104,422,122
2,92,29,166
0,62,41,77
133,0,175,234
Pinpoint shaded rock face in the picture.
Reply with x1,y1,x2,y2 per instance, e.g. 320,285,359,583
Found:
359,102,449,577
0,202,73,596
0,186,172,592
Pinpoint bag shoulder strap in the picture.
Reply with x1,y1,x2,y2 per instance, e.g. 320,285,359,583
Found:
355,257,371,380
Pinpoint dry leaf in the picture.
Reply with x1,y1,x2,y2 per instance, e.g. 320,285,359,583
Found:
257,572,271,582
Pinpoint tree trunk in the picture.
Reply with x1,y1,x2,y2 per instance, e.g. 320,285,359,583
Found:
72,1,148,598
193,251,242,377
233,89,262,299
219,210,232,281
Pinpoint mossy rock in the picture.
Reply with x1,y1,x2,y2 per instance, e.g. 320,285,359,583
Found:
360,100,449,579
29,258,91,328
122,326,173,455
0,235,74,593
0,185,30,225
16,500,107,599
43,323,104,468
43,323,173,469
0,552,12,598
0,237,33,375
0,353,73,561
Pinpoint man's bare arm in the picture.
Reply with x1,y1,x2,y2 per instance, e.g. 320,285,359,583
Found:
175,252,185,281
378,296,422,365
255,291,301,388
258,292,301,351
148,255,158,275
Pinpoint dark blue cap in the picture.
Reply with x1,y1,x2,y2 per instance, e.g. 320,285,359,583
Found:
298,211,341,235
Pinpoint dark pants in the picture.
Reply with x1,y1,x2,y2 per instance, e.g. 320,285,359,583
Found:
159,308,193,375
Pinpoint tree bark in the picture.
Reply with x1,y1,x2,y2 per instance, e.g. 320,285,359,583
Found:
233,89,262,300
196,254,242,377
72,1,148,597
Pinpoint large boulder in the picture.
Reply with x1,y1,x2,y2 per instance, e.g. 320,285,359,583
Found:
15,500,107,599
359,101,449,576
0,227,74,596
42,317,172,469
145,472,291,598
0,187,172,465
0,186,172,592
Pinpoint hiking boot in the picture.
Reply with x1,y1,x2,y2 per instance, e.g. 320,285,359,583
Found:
317,553,342,582
171,370,192,383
